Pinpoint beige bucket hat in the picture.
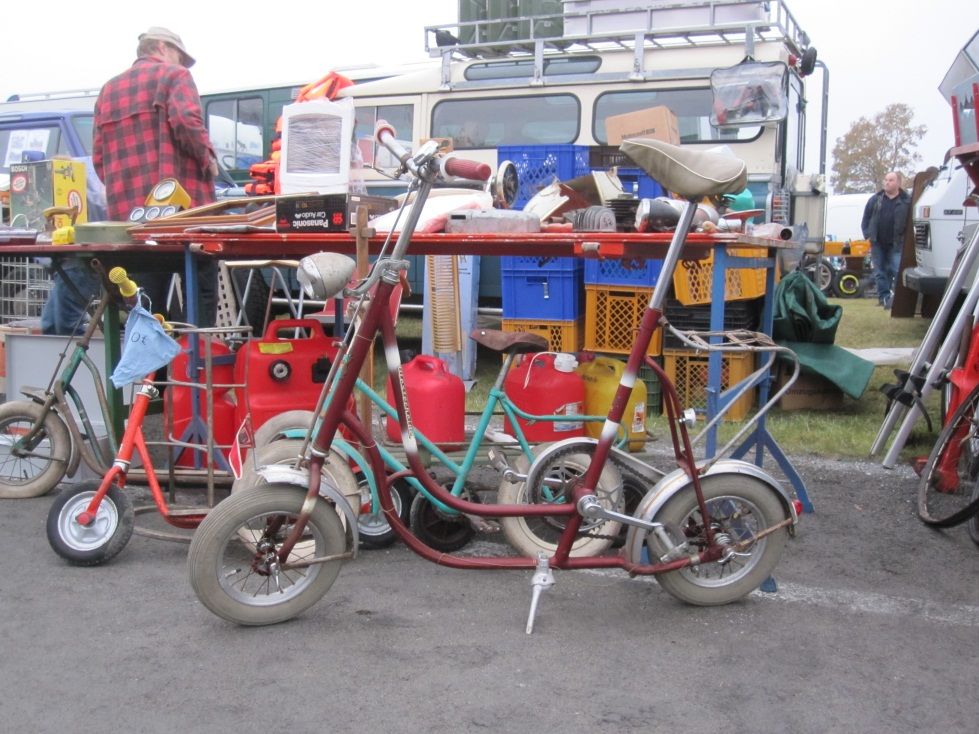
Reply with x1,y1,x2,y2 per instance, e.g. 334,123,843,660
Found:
139,26,195,67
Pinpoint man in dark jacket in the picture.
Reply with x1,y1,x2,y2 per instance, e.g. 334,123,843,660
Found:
861,171,911,310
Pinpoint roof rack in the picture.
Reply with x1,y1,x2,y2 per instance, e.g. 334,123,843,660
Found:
4,88,100,103
425,0,810,86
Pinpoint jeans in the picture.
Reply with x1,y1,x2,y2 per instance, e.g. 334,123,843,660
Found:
870,241,901,302
40,258,101,335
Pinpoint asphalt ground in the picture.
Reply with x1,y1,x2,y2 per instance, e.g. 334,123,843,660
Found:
1,449,977,734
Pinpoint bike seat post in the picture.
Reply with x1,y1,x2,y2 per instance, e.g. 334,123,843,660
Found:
650,199,698,313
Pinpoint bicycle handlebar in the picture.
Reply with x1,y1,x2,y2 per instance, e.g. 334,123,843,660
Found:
375,120,490,182
108,266,138,299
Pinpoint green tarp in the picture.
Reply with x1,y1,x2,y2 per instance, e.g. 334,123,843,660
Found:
773,271,874,399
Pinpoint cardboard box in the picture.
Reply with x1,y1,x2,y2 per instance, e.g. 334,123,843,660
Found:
275,193,397,233
605,106,680,146
773,365,844,411
8,159,87,230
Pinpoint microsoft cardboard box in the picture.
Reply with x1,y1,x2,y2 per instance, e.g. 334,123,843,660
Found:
8,158,87,230
605,106,680,146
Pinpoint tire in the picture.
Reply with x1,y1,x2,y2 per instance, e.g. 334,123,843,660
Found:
803,260,833,293
498,447,624,558
917,384,979,527
408,490,476,552
647,474,789,606
252,410,316,448
968,482,979,546
0,400,71,498
832,270,864,298
188,485,347,626
46,481,135,566
359,477,412,549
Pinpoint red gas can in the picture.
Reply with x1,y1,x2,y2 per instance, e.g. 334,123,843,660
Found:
235,319,338,432
164,387,237,468
386,355,465,447
503,353,585,443
171,334,236,396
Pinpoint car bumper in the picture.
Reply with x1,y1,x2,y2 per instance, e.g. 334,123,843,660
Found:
902,267,947,296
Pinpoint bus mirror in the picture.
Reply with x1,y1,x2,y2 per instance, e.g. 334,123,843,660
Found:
710,59,788,128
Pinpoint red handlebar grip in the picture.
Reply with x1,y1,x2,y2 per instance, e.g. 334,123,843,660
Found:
375,119,396,143
442,157,492,182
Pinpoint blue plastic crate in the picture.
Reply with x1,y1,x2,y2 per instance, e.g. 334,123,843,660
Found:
616,167,666,199
502,268,583,320
584,258,663,287
501,255,582,273
498,145,590,208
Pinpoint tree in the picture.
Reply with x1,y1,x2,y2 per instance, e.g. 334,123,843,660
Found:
830,103,926,194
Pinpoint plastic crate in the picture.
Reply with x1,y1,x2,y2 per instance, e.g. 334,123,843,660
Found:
502,267,583,320
501,317,584,353
672,247,769,306
662,348,755,421
584,285,661,357
615,167,666,199
638,360,662,415
501,255,582,273
584,258,663,287
662,297,761,349
498,145,590,208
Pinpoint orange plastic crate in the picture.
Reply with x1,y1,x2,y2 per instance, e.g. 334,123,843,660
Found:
662,347,755,421
501,317,584,353
584,285,662,357
672,247,769,306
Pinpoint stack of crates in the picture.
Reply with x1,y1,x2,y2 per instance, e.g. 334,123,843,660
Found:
582,257,664,412
662,347,755,421
500,255,584,351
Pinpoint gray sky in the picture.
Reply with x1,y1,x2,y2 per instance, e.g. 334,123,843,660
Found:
2,0,976,173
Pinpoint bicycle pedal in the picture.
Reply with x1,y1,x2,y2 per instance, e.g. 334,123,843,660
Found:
467,515,500,534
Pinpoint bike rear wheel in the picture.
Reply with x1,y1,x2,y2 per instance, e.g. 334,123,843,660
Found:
498,447,624,557
188,485,348,626
0,400,71,498
647,474,789,606
918,384,979,527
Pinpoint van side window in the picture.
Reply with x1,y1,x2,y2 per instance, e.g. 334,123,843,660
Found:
205,96,265,171
1,125,64,169
431,95,579,148
355,103,413,167
595,88,761,144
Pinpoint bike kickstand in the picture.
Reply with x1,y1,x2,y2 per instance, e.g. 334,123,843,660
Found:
525,552,555,635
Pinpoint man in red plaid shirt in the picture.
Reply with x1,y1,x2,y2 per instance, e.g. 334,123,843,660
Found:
93,26,218,325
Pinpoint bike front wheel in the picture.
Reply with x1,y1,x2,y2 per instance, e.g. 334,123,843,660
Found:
46,481,135,565
0,400,71,498
918,384,979,527
647,474,789,606
188,485,348,626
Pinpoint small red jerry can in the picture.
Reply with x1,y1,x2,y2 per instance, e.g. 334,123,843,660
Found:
386,355,465,448
235,319,338,431
504,352,585,443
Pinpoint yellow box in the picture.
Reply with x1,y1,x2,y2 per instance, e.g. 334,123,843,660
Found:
584,284,661,357
8,159,87,230
663,348,755,421
501,318,584,353
672,247,768,306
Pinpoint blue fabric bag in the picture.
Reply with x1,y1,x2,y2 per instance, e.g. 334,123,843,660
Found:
110,302,180,387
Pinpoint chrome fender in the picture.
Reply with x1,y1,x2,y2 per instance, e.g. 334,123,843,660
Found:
257,464,360,557
623,459,798,565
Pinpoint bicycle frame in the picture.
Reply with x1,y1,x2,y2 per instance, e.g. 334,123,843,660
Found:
273,162,755,576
